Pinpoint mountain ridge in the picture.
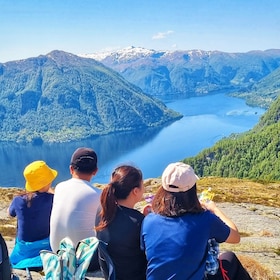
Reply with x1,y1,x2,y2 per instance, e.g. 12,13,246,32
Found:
0,50,182,143
80,46,280,107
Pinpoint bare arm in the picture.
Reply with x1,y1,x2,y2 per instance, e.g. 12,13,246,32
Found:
201,201,240,244
7,206,13,217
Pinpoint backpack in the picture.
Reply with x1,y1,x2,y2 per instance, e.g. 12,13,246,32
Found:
40,237,115,280
0,233,11,280
40,236,100,280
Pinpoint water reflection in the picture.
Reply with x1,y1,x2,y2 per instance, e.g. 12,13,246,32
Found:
0,126,163,188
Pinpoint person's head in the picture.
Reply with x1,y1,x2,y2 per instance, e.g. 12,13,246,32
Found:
96,165,144,231
23,160,58,192
70,147,98,177
152,162,203,216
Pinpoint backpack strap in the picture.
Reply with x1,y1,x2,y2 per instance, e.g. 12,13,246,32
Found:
98,241,116,280
40,250,63,280
58,237,76,279
75,237,99,279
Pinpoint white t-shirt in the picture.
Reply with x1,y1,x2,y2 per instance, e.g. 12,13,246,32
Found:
50,177,101,252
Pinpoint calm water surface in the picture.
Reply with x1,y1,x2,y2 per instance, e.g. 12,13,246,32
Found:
0,93,265,188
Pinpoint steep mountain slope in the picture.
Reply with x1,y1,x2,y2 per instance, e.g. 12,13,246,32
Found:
182,96,280,181
231,66,280,108
0,50,182,143
81,47,280,106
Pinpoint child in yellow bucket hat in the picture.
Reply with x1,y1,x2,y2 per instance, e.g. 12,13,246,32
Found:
24,160,57,192
8,160,57,271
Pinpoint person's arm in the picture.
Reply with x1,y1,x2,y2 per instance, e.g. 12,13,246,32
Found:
202,201,240,244
142,204,152,216
7,203,16,217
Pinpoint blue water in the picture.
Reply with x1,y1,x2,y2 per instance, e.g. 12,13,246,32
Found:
0,93,265,188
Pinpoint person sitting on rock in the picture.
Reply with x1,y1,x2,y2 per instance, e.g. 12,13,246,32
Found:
141,162,253,280
95,164,147,280
50,147,101,272
8,160,57,271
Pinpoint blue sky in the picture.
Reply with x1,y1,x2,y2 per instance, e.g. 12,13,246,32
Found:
1,0,280,62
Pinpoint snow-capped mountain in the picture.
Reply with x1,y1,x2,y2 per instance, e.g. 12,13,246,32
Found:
79,47,280,107
80,46,157,62
79,46,210,63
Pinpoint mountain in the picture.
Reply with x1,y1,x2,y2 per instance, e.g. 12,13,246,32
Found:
0,50,182,143
182,95,280,181
80,47,280,106
230,66,280,108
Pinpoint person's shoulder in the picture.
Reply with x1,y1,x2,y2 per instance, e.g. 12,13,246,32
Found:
91,185,102,194
119,205,145,218
37,192,54,199
85,182,102,194
197,210,224,226
142,212,158,225
144,212,157,219
54,179,72,191
10,194,25,203
56,178,72,186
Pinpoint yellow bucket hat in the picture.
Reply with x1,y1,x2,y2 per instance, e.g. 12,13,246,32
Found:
23,160,58,192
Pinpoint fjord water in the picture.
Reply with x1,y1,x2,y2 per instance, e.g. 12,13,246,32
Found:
0,93,265,188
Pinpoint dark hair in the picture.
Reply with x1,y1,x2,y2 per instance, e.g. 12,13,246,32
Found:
70,147,97,174
152,184,204,217
95,165,143,231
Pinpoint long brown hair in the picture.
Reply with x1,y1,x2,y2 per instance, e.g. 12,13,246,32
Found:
13,190,35,208
95,165,143,231
152,184,204,217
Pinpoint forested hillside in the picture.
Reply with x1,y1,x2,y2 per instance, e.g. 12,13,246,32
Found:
0,50,181,143
231,66,280,108
183,96,280,181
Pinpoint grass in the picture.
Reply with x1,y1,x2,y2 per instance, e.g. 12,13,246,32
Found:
238,255,278,280
141,176,280,208
1,177,280,279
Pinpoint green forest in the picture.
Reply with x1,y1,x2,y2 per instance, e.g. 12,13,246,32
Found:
183,96,280,181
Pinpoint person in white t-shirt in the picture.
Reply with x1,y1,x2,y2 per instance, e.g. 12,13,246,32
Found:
50,147,101,271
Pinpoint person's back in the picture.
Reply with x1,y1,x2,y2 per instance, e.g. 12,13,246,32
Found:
95,165,147,280
141,162,252,280
8,160,57,270
10,192,54,242
50,147,101,253
142,211,228,279
97,205,146,280
50,177,101,252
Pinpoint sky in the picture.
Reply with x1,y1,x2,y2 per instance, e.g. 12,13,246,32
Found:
1,0,280,63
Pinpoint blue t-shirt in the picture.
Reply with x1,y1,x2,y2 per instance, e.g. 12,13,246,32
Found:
141,211,230,280
9,192,54,242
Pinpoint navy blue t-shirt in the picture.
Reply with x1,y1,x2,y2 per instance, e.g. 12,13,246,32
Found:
9,192,54,242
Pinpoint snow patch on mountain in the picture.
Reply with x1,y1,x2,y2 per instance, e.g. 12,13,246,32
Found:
79,46,211,63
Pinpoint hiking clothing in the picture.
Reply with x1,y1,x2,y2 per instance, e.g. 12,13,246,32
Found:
141,211,230,280
206,251,253,280
50,178,101,253
10,237,51,269
96,205,147,280
9,192,53,242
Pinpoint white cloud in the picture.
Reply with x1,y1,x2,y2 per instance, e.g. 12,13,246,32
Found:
152,30,174,40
